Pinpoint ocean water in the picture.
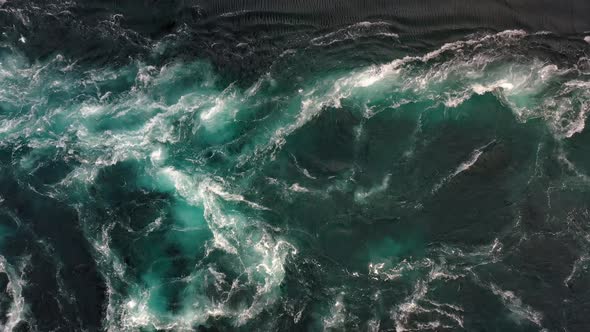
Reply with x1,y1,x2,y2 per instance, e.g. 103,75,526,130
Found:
1,1,590,331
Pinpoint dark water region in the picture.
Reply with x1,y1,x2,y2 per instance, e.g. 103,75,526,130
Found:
2,0,589,76
1,1,590,331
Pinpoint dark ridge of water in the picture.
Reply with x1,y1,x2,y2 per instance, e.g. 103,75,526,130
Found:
1,0,589,67
200,0,590,33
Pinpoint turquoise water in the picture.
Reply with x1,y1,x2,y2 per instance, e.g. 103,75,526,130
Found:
1,7,590,331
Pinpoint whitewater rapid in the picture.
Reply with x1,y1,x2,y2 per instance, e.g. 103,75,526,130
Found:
0,25,589,331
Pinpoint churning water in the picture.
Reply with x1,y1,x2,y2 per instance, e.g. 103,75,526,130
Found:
1,1,590,331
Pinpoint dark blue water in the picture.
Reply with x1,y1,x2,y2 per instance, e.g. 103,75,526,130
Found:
1,1,590,331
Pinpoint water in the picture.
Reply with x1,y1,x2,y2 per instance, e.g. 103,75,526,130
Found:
1,1,590,331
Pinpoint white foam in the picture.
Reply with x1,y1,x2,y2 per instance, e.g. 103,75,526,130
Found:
564,255,589,286
585,36,590,44
150,147,165,164
79,104,103,116
136,65,157,86
230,30,566,169
158,167,202,205
199,84,242,133
256,30,537,157
563,105,588,138
452,150,483,177
218,10,250,18
289,183,310,192
0,256,28,332
311,21,399,46
355,174,391,202
432,143,489,193
367,319,381,332
2,31,588,330
120,291,156,329
155,178,296,326
205,179,270,210
200,97,226,121
490,284,543,327
394,285,464,331
110,176,297,328
0,50,306,330
323,293,348,330
394,281,429,331
444,92,471,108
472,81,514,95
0,118,22,135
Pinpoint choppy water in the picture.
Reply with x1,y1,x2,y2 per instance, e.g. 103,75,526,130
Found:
1,1,590,331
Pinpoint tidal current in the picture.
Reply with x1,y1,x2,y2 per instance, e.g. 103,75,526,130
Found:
1,1,590,331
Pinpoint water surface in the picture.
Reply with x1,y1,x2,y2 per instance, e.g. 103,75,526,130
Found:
1,1,590,331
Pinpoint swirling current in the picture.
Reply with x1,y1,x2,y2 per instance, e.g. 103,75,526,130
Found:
1,1,590,331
